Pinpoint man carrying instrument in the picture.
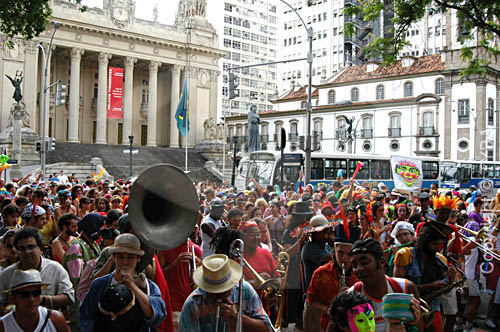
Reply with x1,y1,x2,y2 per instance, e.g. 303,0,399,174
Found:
349,238,422,332
393,219,453,332
305,237,356,332
179,254,273,332
80,233,166,332
201,198,226,258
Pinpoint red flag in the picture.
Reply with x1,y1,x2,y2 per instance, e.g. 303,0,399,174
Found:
153,254,174,332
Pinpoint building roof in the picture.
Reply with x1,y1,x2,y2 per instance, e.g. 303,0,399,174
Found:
321,54,444,86
273,86,319,103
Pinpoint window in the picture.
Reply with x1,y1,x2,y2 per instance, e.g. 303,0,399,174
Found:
348,160,370,179
290,122,298,134
389,115,401,136
422,111,434,134
351,87,359,102
311,159,324,180
328,90,335,104
361,117,373,138
488,98,494,125
314,120,323,140
301,101,307,108
371,160,391,179
422,161,439,179
435,78,444,94
458,99,470,124
376,85,384,100
325,159,347,179
404,82,413,97
337,118,347,139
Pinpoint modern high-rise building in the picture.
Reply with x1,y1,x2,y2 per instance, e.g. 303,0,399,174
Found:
211,0,280,117
278,0,391,93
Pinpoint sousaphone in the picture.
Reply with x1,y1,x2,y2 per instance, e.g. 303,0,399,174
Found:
128,164,199,250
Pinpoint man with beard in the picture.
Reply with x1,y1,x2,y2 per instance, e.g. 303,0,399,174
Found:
201,198,226,258
52,213,78,264
305,239,357,332
349,238,422,332
394,220,452,332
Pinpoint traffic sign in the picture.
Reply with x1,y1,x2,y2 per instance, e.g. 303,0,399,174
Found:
6,160,17,164
123,149,138,154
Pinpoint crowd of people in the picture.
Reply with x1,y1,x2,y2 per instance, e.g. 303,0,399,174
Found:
0,168,497,332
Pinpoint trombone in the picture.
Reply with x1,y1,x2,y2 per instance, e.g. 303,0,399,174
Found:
455,224,500,266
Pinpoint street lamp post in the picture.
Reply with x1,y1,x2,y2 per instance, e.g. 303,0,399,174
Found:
279,0,313,185
129,135,134,177
37,21,61,182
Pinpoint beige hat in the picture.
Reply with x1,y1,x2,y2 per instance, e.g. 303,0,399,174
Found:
307,215,331,232
5,269,50,293
193,254,242,294
108,233,144,256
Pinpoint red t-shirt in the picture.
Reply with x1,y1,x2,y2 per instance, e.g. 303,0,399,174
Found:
243,247,276,280
307,262,358,331
159,242,202,311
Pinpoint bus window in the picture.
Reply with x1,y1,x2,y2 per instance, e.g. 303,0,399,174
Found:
484,164,495,178
472,164,481,178
460,168,471,184
422,161,439,179
325,159,347,179
348,160,370,179
273,165,301,186
371,160,391,179
495,165,500,178
311,158,324,180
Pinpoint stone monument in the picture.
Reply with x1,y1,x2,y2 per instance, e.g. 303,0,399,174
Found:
0,71,40,177
248,104,260,153
195,117,229,181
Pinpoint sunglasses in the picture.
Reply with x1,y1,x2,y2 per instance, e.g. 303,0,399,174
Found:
313,200,321,203
13,289,42,298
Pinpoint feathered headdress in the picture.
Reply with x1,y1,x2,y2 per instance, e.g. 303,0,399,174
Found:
432,195,459,211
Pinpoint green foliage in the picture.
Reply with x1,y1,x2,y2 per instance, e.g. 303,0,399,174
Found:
0,0,86,44
344,0,500,76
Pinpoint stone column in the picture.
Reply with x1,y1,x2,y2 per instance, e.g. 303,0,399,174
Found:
123,57,137,145
10,104,24,179
475,80,486,160
169,65,181,148
68,48,84,143
96,53,111,144
147,61,160,146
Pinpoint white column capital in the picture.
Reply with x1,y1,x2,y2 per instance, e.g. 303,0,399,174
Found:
71,48,85,60
149,61,161,72
171,64,183,74
124,57,137,68
98,52,112,65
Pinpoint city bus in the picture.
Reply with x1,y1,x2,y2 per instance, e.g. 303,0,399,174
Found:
244,151,440,191
440,160,500,194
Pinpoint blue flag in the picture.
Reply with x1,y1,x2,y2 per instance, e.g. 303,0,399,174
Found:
175,81,189,137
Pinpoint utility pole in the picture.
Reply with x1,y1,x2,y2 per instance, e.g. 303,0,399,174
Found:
129,136,134,177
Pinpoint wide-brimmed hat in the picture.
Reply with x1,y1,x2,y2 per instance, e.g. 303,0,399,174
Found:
193,254,242,294
292,201,313,216
307,215,331,232
5,269,50,293
109,234,144,256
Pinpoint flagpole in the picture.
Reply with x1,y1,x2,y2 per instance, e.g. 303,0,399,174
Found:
185,20,192,173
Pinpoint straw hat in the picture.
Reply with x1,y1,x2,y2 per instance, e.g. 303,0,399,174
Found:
193,254,242,294
108,234,144,256
5,269,50,293
307,215,331,232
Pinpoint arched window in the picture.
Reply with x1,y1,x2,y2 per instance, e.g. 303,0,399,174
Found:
228,126,234,138
361,117,373,138
300,101,307,108
488,98,494,125
435,78,444,94
337,118,346,139
328,90,336,104
314,120,323,140
404,81,413,97
376,85,385,100
389,115,401,137
351,87,359,102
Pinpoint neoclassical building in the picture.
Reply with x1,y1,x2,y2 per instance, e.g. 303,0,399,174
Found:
0,0,224,147
226,49,500,162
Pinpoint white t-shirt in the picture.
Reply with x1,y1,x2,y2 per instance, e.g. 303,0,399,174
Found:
1,306,56,332
464,236,479,279
58,174,68,183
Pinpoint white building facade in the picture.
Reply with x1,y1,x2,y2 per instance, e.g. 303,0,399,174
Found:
0,0,224,148
227,51,500,162
216,0,279,117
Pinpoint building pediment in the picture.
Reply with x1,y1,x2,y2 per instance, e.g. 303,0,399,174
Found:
414,93,441,104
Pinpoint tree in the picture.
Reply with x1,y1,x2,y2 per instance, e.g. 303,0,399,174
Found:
344,0,500,77
0,0,86,44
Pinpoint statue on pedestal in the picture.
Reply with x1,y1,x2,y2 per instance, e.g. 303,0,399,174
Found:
5,70,23,103
248,104,260,153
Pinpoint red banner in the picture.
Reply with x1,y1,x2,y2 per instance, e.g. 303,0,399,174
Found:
107,67,124,119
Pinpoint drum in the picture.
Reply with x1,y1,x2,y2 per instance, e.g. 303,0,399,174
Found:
382,293,415,322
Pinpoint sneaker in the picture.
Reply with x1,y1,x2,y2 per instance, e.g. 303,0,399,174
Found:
486,319,497,329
